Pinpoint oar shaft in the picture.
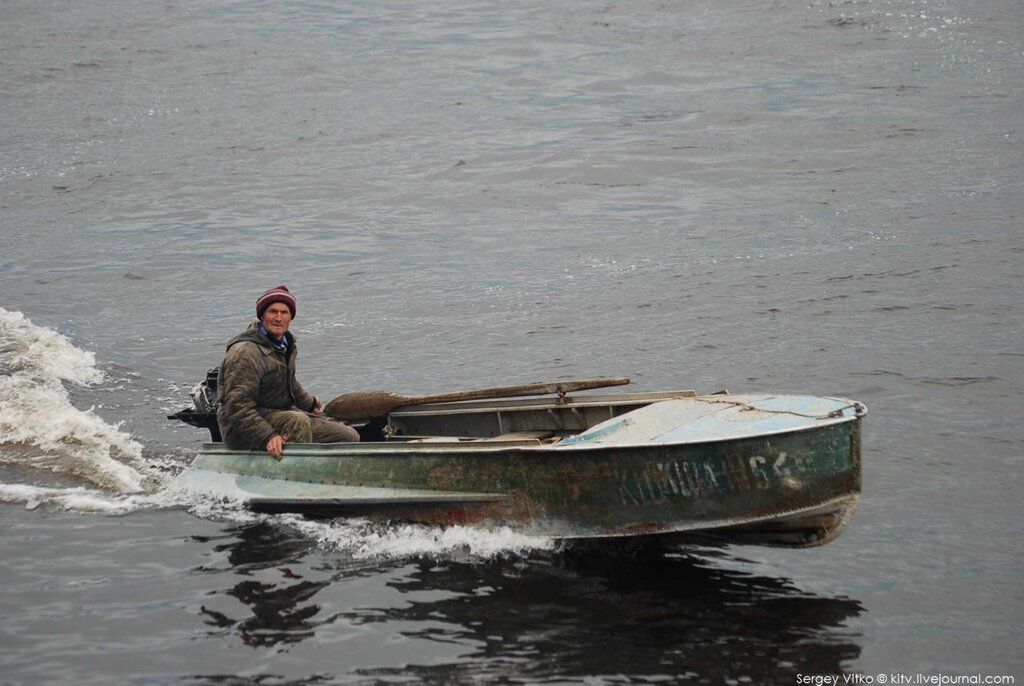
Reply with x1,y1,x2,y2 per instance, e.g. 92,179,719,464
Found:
323,377,631,420
411,377,630,405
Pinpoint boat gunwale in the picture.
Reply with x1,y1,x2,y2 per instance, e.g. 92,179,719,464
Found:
195,411,863,458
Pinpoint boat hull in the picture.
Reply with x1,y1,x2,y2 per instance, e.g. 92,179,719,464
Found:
173,395,863,547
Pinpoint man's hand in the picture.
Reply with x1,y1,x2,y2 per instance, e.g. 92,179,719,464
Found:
266,435,285,460
312,396,323,415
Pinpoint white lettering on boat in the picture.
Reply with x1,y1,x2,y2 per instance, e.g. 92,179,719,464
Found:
773,451,790,476
618,448,815,506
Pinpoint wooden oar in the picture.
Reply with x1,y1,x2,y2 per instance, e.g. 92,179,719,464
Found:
323,377,630,421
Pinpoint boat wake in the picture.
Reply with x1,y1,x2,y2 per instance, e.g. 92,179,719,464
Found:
278,515,556,560
0,483,164,515
0,308,156,493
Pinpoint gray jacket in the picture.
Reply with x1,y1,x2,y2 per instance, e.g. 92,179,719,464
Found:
215,322,316,449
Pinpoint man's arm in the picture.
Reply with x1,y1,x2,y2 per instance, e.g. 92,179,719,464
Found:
220,344,278,451
290,362,318,413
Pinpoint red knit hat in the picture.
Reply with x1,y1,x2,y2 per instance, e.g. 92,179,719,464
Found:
256,284,297,319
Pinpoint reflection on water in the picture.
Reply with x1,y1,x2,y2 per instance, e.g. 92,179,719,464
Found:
193,521,863,682
193,522,343,648
364,551,863,683
200,577,329,648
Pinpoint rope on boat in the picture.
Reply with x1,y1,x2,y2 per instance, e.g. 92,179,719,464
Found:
694,397,867,419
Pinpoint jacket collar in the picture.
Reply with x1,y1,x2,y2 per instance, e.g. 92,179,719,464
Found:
227,321,296,355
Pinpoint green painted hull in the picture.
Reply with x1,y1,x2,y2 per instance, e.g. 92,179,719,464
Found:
174,394,863,547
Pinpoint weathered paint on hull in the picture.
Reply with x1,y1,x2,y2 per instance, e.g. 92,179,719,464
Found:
177,418,861,547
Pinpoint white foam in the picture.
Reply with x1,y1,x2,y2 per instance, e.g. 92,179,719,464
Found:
0,483,162,515
2,474,556,561
166,475,553,558
3,471,553,565
0,308,149,492
279,515,556,561
0,308,103,384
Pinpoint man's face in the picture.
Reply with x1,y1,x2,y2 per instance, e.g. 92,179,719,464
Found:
262,303,292,339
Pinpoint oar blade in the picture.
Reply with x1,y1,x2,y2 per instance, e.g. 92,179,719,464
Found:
323,391,406,421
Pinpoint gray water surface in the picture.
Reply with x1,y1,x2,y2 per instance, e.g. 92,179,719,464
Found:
1,0,1021,682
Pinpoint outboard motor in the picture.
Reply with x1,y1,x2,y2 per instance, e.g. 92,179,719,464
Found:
168,367,222,441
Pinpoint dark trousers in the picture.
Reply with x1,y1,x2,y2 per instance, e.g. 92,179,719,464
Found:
259,409,360,443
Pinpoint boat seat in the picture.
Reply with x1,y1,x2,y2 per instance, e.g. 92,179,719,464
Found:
402,437,458,443
480,430,558,443
398,431,558,444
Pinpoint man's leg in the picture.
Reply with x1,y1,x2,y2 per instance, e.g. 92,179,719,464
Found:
260,409,313,443
309,415,360,443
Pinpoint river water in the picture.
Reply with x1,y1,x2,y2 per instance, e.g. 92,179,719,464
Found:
1,0,1021,683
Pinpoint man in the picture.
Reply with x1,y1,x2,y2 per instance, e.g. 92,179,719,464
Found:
216,284,359,458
